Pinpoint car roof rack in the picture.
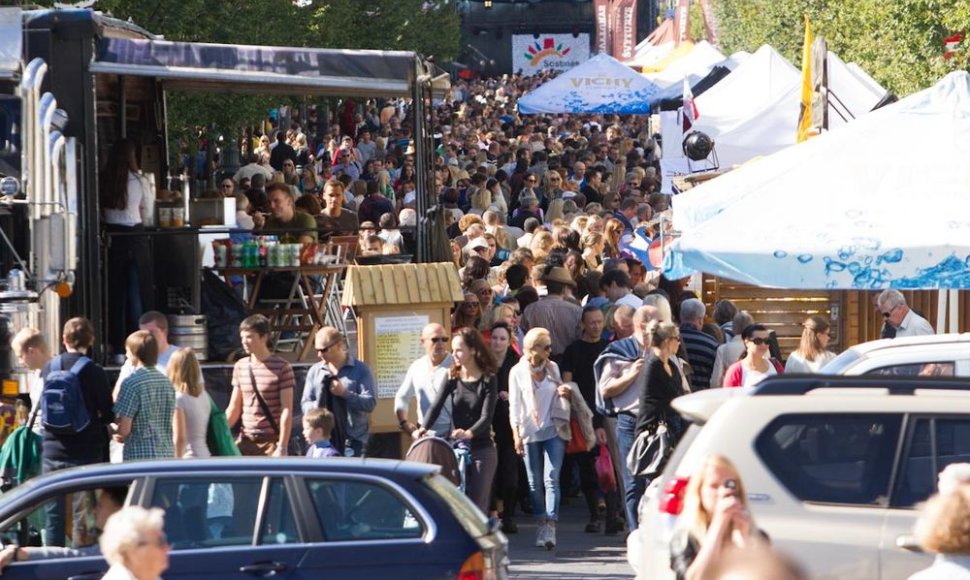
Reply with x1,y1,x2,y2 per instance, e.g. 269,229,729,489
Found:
752,373,970,396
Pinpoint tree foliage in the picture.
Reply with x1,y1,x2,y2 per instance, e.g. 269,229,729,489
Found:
712,0,969,96
41,0,460,164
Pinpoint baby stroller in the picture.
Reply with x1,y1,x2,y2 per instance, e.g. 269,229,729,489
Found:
405,436,470,492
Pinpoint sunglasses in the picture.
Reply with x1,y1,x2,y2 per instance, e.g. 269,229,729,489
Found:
316,340,341,354
428,337,449,343
462,302,480,308
881,304,898,318
747,337,769,345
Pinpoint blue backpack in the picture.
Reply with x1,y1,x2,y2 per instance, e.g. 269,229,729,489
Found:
41,356,92,435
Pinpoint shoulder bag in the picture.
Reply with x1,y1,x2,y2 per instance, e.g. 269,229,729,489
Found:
248,361,304,456
206,394,240,457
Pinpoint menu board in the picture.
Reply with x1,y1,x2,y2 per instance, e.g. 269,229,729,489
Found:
373,314,429,399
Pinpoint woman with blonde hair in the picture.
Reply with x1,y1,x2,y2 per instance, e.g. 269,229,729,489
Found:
604,218,625,259
375,169,394,198
785,315,836,373
581,231,606,271
530,230,556,263
910,465,970,578
469,184,493,215
100,506,169,580
508,327,573,550
670,454,765,580
540,170,564,208
168,348,211,458
545,198,566,224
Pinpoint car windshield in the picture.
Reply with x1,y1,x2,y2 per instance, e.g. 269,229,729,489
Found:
424,474,488,537
819,348,862,374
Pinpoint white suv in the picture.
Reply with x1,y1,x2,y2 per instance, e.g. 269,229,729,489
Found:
635,375,970,580
822,333,970,377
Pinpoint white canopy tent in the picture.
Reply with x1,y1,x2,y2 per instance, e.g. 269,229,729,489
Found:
626,41,676,70
644,41,727,89
517,52,661,114
668,71,970,292
659,44,888,178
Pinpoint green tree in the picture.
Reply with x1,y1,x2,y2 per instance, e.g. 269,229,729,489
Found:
713,0,968,96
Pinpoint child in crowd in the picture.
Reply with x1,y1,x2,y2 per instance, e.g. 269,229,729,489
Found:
303,407,339,458
234,193,254,230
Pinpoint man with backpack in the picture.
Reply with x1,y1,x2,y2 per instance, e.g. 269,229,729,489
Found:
40,317,114,547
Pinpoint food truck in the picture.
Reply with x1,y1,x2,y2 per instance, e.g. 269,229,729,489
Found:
0,7,447,419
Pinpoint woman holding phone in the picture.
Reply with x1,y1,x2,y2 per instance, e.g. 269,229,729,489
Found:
669,454,766,580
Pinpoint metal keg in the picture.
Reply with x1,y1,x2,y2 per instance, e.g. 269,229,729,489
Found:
167,314,208,361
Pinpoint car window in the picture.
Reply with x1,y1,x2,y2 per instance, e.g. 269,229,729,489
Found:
755,413,902,506
0,481,134,554
260,479,300,545
866,361,955,377
149,478,262,549
425,474,488,537
894,417,970,508
305,478,422,542
819,348,862,374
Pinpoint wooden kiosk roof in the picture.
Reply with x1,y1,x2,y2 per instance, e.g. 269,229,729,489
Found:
342,263,464,307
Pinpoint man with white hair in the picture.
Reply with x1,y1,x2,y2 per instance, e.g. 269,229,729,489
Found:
679,298,719,390
876,289,934,337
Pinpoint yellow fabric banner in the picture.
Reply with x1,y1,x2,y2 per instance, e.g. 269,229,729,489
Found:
796,14,815,143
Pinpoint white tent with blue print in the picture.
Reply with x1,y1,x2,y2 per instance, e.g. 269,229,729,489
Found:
517,52,662,115
667,70,970,290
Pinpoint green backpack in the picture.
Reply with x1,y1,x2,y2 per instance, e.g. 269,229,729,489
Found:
206,394,240,457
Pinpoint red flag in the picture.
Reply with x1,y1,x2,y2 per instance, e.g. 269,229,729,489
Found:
610,0,638,61
593,0,611,56
683,78,699,132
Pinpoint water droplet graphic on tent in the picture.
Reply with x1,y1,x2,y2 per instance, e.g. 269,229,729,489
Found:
824,258,847,274
773,250,788,259
797,254,813,263
877,248,903,265
837,246,855,260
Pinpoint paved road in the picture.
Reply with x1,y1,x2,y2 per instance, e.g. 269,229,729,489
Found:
507,496,633,579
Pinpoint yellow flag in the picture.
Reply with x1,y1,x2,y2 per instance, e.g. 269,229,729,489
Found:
796,13,814,143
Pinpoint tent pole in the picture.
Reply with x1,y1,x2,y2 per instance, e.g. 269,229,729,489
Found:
949,289,959,333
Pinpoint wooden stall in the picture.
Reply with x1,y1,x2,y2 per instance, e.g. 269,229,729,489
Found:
702,275,970,356
342,262,463,457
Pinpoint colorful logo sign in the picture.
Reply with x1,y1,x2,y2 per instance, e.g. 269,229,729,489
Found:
512,33,590,76
525,37,572,67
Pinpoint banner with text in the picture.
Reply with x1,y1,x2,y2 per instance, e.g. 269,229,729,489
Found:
593,0,611,55
610,0,638,61
513,34,590,76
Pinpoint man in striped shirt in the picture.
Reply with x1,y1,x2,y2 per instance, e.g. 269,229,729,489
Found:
227,315,295,456
679,298,719,391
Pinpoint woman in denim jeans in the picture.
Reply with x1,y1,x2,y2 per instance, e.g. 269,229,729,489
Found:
509,328,572,550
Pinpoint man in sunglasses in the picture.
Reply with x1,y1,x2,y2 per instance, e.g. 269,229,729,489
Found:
301,327,376,457
394,323,453,437
876,289,934,338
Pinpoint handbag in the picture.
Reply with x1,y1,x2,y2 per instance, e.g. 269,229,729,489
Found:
595,444,617,492
565,414,589,454
626,419,673,479
248,361,304,456
206,394,240,457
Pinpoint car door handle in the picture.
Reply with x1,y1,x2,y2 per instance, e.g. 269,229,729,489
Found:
239,561,289,577
67,573,105,580
896,534,924,553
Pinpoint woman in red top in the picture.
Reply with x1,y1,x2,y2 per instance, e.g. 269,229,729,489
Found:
723,324,784,388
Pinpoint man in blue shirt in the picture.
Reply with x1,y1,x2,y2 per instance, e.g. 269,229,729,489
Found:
301,327,376,456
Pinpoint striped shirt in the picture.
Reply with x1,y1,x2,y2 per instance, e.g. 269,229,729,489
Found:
680,325,720,390
232,355,295,436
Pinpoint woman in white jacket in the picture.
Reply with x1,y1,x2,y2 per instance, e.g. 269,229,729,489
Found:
509,327,572,550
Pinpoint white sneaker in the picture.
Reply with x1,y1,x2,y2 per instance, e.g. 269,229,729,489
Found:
545,520,556,550
535,521,547,548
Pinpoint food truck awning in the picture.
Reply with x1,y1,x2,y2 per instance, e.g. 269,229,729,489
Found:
91,38,431,98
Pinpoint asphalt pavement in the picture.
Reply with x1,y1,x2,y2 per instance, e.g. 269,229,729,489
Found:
507,495,633,579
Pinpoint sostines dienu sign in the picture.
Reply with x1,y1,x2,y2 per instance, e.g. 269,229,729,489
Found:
512,34,590,76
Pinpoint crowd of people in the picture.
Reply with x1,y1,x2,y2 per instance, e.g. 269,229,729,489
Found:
16,69,952,578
